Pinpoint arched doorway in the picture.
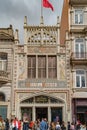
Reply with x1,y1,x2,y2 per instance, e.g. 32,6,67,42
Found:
20,95,65,122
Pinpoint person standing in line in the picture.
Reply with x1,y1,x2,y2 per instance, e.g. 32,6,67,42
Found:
55,121,61,130
70,122,75,130
23,118,29,130
80,122,86,130
40,118,47,130
67,122,70,130
5,118,9,130
61,121,66,130
76,120,80,130
12,117,19,130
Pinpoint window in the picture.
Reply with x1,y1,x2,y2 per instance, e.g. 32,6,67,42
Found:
0,53,7,71
76,70,86,88
75,9,83,24
48,56,57,78
38,56,46,78
75,38,85,58
27,55,57,78
27,56,36,78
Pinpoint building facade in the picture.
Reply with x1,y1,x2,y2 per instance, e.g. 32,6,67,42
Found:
0,16,71,122
61,0,87,123
0,25,15,119
11,16,71,123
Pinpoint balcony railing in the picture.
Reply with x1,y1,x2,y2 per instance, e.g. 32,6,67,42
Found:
0,70,9,84
70,52,87,65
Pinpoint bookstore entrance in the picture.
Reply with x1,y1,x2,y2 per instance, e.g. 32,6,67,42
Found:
36,107,48,120
20,95,64,122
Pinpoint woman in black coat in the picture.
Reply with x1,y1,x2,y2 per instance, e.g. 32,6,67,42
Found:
23,118,29,130
5,118,9,130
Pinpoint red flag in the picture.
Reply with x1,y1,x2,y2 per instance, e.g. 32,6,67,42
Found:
43,0,54,11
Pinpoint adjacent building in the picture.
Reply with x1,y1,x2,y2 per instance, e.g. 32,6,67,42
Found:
61,0,87,123
0,25,14,119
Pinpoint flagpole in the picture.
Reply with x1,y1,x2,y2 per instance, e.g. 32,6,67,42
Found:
40,0,44,25
41,0,43,17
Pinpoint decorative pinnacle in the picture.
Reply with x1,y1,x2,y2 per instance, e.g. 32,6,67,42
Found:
40,16,44,25
57,16,60,25
24,16,27,26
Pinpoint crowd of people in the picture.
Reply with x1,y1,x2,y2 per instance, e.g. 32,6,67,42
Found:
0,115,87,130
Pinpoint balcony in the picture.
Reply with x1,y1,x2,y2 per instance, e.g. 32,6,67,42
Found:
69,0,87,5
70,52,87,65
0,70,10,84
70,25,86,33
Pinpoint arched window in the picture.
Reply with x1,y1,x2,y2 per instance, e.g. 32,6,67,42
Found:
21,95,63,104
0,93,5,101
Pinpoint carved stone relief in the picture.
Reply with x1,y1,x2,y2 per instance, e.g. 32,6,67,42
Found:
59,57,66,80
18,55,26,79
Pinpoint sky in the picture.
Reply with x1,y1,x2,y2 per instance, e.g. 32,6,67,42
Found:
0,0,64,43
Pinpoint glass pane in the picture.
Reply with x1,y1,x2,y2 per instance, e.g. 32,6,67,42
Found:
28,58,31,67
28,56,36,67
27,56,36,78
81,76,85,87
32,69,36,78
51,107,62,123
48,56,57,78
38,56,46,78
76,76,80,87
32,57,36,67
75,14,78,24
48,56,56,67
38,56,46,67
80,13,83,24
0,106,7,120
76,70,84,75
80,44,85,58
38,68,46,78
21,107,32,121
75,10,83,24
81,44,84,52
21,98,33,103
75,44,79,58
76,39,83,43
0,61,2,70
48,69,52,78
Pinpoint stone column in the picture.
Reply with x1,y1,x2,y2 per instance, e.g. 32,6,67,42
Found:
46,55,48,78
48,106,51,122
36,55,38,78
32,106,35,121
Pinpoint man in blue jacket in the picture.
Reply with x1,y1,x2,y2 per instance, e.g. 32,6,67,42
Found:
40,118,48,130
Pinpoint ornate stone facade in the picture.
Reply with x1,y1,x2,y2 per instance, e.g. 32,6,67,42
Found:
11,16,71,122
0,4,72,123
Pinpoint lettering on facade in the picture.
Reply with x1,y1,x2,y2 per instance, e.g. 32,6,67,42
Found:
30,83,42,87
18,80,67,88
45,83,57,87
